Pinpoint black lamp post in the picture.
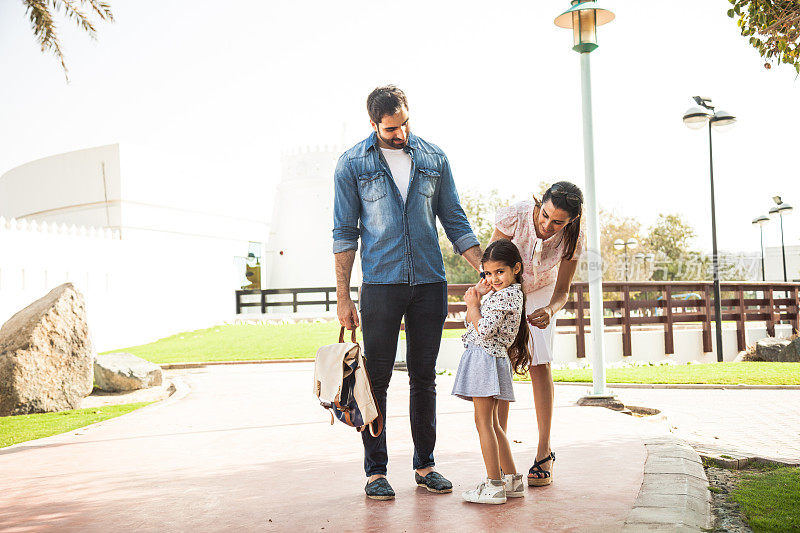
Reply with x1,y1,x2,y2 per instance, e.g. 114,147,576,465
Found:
683,96,736,363
752,215,769,281
769,196,793,282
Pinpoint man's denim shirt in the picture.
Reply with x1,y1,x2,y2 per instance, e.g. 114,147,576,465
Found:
333,132,479,285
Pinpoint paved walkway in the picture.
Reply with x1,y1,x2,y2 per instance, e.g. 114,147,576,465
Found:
0,363,689,532
605,387,800,465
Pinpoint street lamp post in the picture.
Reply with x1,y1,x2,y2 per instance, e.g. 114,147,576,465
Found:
683,96,736,363
614,237,638,281
769,196,793,282
555,0,614,396
752,215,769,281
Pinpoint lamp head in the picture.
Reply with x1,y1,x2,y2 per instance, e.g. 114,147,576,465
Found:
683,106,711,129
613,238,624,250
773,195,783,205
752,215,769,226
711,109,736,132
554,1,615,54
769,203,792,215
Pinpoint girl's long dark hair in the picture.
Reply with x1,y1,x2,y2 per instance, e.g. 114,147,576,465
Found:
539,181,584,261
482,239,530,375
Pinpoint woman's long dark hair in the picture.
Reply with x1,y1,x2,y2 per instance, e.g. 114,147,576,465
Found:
539,181,584,261
482,239,530,375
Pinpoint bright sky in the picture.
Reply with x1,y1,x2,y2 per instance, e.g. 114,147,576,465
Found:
0,0,798,254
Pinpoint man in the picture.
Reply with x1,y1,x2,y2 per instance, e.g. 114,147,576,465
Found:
333,85,482,500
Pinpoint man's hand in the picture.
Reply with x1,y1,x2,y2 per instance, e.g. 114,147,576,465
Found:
464,287,481,308
337,297,360,330
527,306,553,329
475,278,492,296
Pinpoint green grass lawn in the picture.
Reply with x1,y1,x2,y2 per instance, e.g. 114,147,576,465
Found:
524,362,800,385
0,403,152,448
732,467,800,532
101,322,467,364
104,323,799,385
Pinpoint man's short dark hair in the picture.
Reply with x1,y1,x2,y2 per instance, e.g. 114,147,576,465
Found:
367,85,408,124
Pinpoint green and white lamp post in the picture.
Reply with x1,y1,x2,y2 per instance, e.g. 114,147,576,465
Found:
555,0,615,397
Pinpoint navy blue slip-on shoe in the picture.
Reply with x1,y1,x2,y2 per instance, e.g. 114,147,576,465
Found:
365,478,395,500
415,471,453,493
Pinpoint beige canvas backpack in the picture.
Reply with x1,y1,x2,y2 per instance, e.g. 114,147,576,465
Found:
313,327,383,437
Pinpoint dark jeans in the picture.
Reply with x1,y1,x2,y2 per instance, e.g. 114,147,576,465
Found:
359,282,447,477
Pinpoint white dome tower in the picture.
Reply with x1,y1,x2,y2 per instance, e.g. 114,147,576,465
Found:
266,145,362,289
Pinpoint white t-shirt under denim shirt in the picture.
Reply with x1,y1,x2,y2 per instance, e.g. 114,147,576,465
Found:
380,147,412,203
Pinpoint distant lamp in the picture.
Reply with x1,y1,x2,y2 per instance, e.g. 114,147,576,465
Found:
682,106,712,130
769,203,793,216
711,110,737,132
769,197,793,282
752,215,770,281
554,0,615,53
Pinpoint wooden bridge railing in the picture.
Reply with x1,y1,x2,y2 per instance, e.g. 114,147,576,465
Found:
445,281,800,358
236,286,359,314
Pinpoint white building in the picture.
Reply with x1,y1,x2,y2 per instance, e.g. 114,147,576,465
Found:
266,146,354,289
764,244,800,282
0,144,268,352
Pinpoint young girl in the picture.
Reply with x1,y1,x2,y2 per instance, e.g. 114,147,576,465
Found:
452,239,531,504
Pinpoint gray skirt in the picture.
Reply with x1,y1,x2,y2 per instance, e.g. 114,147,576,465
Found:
451,344,515,402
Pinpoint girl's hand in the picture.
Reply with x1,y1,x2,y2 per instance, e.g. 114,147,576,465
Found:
527,306,553,329
464,287,481,308
475,278,492,296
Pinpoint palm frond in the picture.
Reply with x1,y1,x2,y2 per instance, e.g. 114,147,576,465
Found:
85,0,114,22
23,0,69,78
56,0,98,37
21,0,115,81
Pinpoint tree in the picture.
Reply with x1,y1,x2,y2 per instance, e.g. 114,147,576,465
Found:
22,0,114,80
439,189,516,283
643,213,698,281
599,208,643,281
728,0,800,73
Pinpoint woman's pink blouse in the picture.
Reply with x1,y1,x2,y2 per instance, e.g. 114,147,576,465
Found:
495,200,585,295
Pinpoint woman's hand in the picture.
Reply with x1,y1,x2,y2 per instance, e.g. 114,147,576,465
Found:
475,278,492,296
464,287,481,308
527,306,553,329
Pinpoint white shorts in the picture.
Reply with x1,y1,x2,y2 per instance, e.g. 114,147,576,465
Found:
525,285,557,366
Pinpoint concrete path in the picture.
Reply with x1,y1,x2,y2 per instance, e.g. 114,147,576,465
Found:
607,387,800,465
0,364,704,532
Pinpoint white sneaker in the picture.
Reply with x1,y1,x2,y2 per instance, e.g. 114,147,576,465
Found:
462,478,507,504
503,473,524,498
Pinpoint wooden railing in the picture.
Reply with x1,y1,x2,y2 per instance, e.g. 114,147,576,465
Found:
235,287,359,314
445,281,800,358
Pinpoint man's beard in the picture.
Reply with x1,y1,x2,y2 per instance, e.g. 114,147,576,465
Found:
378,131,407,149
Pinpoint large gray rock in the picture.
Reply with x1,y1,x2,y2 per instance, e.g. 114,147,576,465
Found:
746,337,795,362
0,283,95,416
779,336,800,362
94,353,162,392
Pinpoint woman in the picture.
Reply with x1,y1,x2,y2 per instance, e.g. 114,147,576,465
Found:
491,181,584,486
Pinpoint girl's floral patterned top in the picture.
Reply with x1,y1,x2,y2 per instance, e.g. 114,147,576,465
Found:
461,283,523,358
495,200,586,294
